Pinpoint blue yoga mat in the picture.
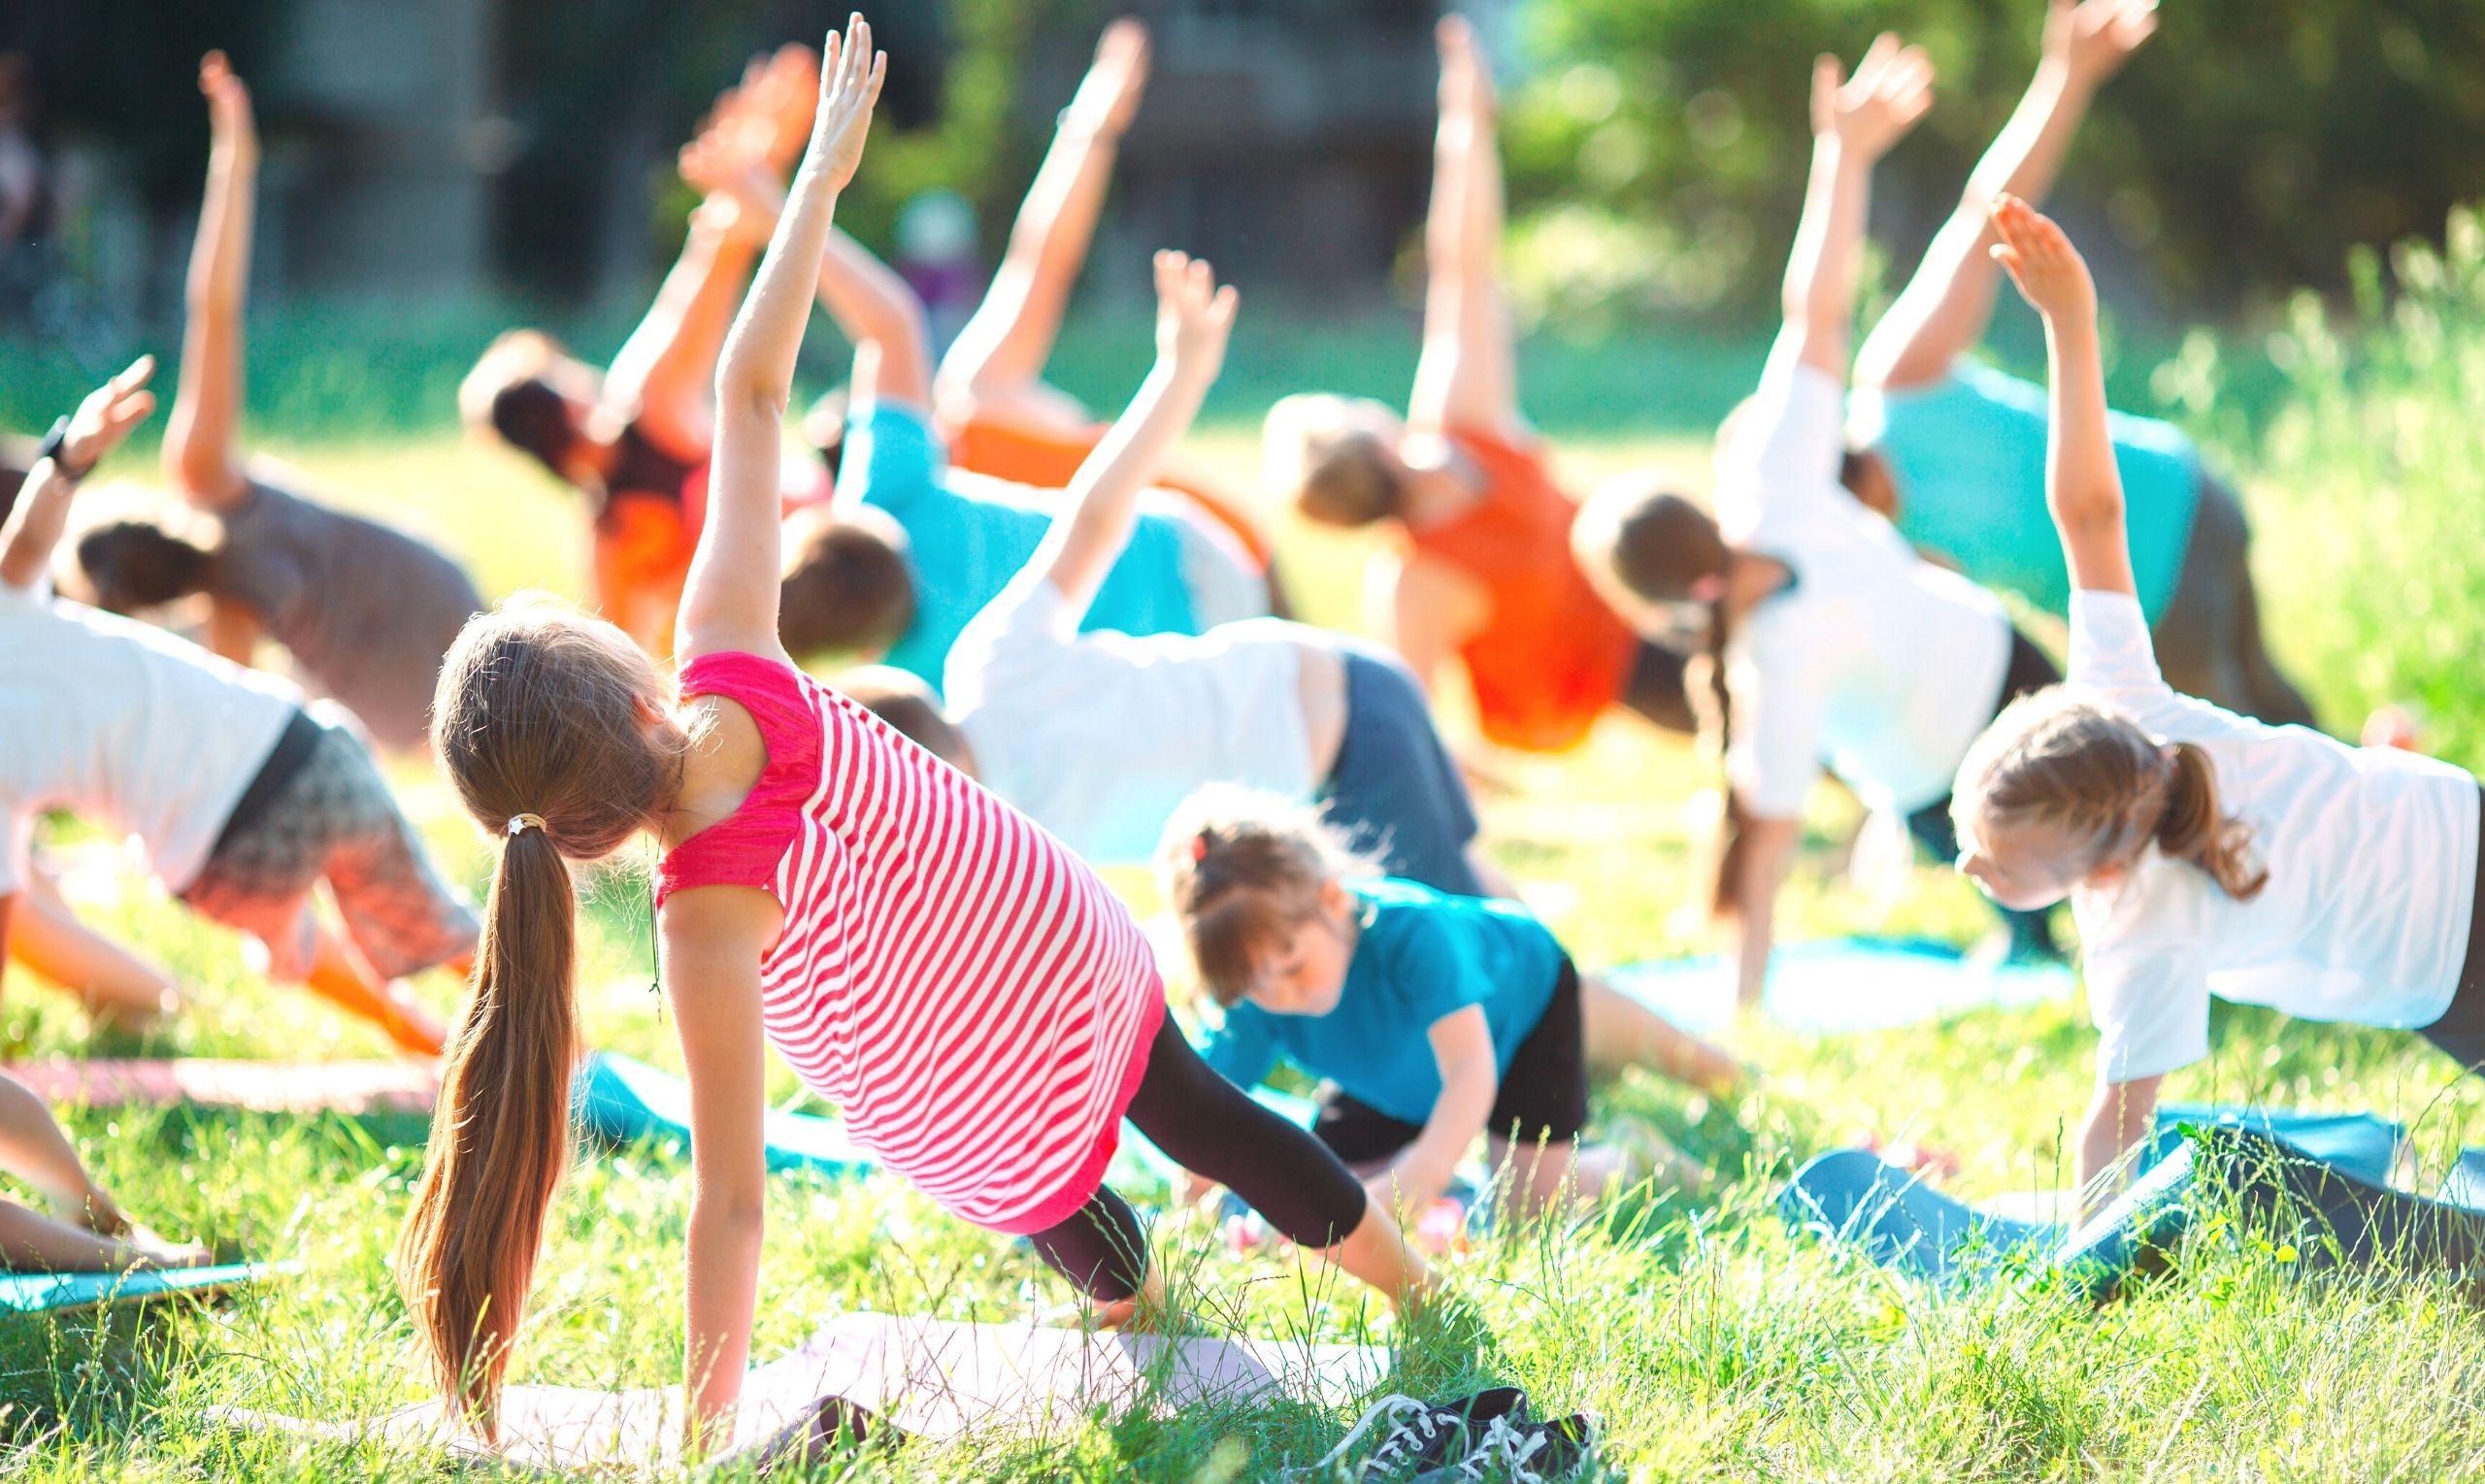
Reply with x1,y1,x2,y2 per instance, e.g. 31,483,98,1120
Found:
574,1051,1321,1190
1609,937,2073,1037
0,1260,288,1315
1778,1105,2478,1295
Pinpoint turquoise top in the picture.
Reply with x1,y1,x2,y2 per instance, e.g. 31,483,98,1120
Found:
1850,360,2203,620
1197,878,1566,1127
842,403,1201,689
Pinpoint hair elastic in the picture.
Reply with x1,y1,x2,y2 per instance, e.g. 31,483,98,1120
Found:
508,812,547,838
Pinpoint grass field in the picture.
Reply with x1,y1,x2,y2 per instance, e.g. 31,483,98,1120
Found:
9,225,2485,1477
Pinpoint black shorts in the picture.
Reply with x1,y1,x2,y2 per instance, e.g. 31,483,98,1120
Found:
2417,785,2485,1074
1312,955,1589,1164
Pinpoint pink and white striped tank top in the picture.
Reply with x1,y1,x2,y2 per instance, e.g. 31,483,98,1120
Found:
654,650,1165,1235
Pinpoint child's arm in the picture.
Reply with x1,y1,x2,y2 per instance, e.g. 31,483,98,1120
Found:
1408,16,1517,438
597,202,763,462
0,359,159,592
161,52,255,511
677,16,884,667
1774,35,1936,382
1372,1006,1498,1215
934,19,1148,420
1728,813,1803,1011
1027,251,1235,613
1856,0,2155,391
0,1072,127,1232
1991,196,2135,597
2075,1072,2162,1216
660,889,779,1455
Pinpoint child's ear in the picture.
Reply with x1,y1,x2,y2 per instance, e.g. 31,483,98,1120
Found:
1319,877,1354,918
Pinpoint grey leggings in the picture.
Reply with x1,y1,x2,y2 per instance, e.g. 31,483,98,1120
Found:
2152,474,2318,730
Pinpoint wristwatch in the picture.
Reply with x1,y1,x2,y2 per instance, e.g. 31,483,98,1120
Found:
36,415,94,482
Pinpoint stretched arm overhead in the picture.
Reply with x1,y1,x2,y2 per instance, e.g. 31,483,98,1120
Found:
1775,34,1936,382
161,52,255,511
934,18,1149,422
598,202,762,460
1857,0,2157,391
1032,252,1234,612
1992,195,2134,597
1408,16,1516,437
679,16,884,665
0,359,158,592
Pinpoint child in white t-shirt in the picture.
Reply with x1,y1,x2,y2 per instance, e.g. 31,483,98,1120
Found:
1951,197,2483,1210
1574,38,2058,1013
0,364,477,1054
838,252,1505,902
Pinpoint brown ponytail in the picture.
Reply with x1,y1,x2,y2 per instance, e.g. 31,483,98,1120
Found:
402,599,687,1434
2155,741,2269,901
396,825,579,1431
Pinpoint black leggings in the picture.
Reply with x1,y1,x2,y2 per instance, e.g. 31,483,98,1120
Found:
1026,1016,1370,1303
2151,473,2318,730
2418,787,2485,1073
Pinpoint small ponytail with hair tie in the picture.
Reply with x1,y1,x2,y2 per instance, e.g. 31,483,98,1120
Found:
506,812,547,838
2152,739,2269,901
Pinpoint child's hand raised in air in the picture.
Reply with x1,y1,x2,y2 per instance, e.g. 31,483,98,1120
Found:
1990,194,2097,326
1063,17,1150,140
1436,16,1498,128
1154,250,1239,386
1810,33,1935,161
2046,0,2159,87
199,50,256,157
798,15,887,195
60,356,158,474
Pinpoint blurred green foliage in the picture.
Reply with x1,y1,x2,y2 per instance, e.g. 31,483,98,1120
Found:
1504,0,2485,326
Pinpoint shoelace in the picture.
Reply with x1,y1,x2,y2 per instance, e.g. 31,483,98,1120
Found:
1291,1395,1443,1480
1429,1412,1553,1483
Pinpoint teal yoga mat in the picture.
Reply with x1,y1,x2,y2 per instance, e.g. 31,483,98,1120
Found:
1611,936,2073,1036
1777,1105,2485,1296
0,1260,288,1315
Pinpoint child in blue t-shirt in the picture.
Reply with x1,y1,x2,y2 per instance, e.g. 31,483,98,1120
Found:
1160,790,1738,1218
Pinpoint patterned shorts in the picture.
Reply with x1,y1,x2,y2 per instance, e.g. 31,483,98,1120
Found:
180,707,479,982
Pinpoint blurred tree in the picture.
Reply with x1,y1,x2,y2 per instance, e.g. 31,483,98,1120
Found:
1505,0,2485,326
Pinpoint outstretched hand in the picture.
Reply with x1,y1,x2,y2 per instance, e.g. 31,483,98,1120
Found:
1064,17,1150,139
2046,0,2159,86
61,357,159,473
802,15,887,194
1153,250,1238,384
1810,33,1935,160
199,50,256,154
1436,15,1498,128
1990,194,2097,325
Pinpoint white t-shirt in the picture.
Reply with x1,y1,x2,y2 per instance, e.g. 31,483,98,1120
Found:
2069,589,2479,1082
1715,347,2011,817
0,583,299,896
944,570,1314,865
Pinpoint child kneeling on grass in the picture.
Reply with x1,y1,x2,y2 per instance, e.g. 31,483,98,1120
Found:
1954,196,2485,1216
0,361,475,1056
398,28,1430,1450
1160,789,1740,1221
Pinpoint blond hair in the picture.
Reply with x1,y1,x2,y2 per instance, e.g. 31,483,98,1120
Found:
1156,788,1375,1006
1953,686,2268,901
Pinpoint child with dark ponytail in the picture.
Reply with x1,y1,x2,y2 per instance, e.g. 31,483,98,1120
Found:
398,21,1429,1450
1952,197,2485,1215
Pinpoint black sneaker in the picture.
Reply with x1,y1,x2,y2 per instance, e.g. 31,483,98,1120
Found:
1304,1388,1594,1481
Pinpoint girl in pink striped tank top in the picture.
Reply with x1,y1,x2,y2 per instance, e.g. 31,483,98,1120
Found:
395,24,1429,1448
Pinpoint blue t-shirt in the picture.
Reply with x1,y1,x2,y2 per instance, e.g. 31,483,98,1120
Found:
841,403,1201,689
1196,878,1566,1126
1849,360,2203,621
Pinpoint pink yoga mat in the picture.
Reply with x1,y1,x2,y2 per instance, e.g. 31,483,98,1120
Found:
12,1060,439,1116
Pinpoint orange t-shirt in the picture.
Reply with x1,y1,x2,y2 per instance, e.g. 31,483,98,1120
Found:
1404,428,1638,753
945,413,1274,568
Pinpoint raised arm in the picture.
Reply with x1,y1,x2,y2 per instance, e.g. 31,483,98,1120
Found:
1857,0,2157,390
1774,35,1936,381
1030,251,1235,612
161,52,255,511
604,48,822,455
679,16,884,664
0,359,158,592
1407,16,1516,437
934,18,1149,421
1992,195,2134,596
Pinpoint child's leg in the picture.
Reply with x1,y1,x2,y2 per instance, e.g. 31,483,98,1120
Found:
1124,1018,1433,1309
301,920,447,1056
1025,1183,1162,1326
10,870,180,1027
1578,973,1740,1098
1616,639,1700,737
